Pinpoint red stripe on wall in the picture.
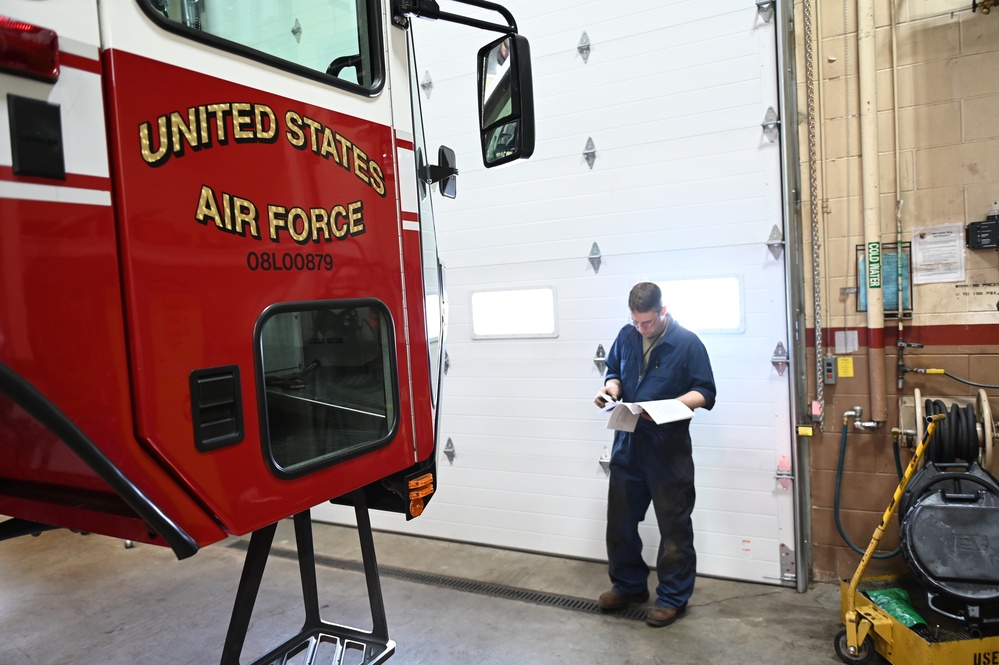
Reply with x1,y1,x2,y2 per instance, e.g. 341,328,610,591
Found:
0,166,111,192
60,51,102,75
806,324,999,348
395,136,415,151
401,211,419,222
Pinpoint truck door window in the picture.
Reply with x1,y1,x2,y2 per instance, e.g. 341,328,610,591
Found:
257,304,396,475
140,0,382,93
407,35,445,406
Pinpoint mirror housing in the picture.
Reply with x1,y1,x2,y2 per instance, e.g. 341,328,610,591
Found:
421,145,458,199
476,33,535,168
435,146,457,199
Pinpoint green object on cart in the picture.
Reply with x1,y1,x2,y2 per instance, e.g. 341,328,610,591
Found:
866,588,926,628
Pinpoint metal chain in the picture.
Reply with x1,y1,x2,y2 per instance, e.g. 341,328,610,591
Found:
802,0,823,425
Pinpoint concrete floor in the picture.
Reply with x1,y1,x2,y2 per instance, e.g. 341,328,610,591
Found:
0,519,848,665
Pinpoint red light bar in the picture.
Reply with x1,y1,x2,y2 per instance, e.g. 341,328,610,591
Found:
0,16,60,82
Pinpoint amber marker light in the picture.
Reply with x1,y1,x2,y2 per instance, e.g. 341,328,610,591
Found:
408,473,435,517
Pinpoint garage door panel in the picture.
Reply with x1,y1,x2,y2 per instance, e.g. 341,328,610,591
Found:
697,403,788,430
444,225,772,269
642,526,780,565
702,378,782,402
411,501,603,541
554,1,758,47
538,82,766,140
437,484,606,519
697,464,784,492
413,518,609,560
314,2,793,586
440,463,606,496
443,414,607,442
708,354,791,381
438,432,609,462
694,510,779,541
697,554,785,583
693,427,784,453
438,190,770,238
447,162,770,216
443,377,611,401
437,449,606,481
696,449,779,473
441,174,770,240
440,341,602,361
443,354,597,375
696,486,786,515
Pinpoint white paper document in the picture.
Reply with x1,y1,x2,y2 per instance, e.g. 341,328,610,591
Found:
912,223,965,284
605,399,694,432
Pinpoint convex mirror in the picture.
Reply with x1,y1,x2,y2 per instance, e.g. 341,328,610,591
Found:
476,34,535,167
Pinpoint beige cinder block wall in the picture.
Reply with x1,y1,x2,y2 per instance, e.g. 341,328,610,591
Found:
794,0,999,582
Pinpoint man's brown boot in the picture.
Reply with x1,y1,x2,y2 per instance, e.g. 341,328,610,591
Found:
645,603,687,627
597,589,649,611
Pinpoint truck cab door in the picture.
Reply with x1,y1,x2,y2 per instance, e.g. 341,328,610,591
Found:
98,0,427,535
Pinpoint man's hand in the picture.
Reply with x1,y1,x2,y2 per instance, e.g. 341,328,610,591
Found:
595,383,621,408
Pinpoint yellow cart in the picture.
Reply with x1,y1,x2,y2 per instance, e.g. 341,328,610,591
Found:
835,413,999,664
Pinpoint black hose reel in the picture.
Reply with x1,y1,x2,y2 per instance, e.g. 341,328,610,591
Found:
899,460,999,636
922,399,980,463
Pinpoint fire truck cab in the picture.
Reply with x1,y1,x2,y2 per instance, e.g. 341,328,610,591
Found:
0,0,534,662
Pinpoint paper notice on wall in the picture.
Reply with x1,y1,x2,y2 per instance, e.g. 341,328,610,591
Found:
834,330,858,354
912,223,965,284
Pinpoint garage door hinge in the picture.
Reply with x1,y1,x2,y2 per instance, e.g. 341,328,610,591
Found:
775,454,793,489
761,107,780,142
756,0,775,23
766,224,784,259
599,447,610,476
771,341,788,376
780,543,796,583
594,344,607,373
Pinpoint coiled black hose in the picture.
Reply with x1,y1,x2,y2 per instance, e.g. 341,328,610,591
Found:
924,400,978,463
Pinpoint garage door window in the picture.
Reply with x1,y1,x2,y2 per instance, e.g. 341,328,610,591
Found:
470,287,557,339
658,277,744,333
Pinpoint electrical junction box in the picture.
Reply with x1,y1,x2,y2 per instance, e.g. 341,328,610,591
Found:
823,356,837,385
967,219,999,250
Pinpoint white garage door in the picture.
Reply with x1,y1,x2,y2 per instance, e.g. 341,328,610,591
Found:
316,0,795,586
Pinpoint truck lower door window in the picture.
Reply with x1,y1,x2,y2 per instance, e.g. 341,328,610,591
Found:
257,303,395,475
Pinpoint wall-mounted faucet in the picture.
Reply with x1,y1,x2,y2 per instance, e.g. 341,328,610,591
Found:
845,406,880,431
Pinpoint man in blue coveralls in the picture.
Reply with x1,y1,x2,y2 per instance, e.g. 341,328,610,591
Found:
594,282,716,627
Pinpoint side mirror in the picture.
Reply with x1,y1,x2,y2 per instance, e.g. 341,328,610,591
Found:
421,145,458,199
435,146,457,199
476,33,535,168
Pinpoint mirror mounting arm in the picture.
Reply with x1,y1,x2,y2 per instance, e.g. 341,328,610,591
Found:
424,164,459,186
392,0,518,34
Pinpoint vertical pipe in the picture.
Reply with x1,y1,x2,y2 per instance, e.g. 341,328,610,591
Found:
857,0,887,423
792,0,823,593
889,0,908,395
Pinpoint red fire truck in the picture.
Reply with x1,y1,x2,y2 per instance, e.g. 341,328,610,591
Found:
0,0,533,662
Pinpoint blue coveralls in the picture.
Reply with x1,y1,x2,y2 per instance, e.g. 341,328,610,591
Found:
603,314,716,609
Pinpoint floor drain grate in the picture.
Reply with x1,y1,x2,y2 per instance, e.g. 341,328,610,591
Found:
228,540,647,622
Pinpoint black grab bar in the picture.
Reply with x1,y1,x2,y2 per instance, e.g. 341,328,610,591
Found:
0,362,199,560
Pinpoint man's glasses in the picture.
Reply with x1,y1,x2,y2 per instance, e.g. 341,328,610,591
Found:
630,315,661,330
